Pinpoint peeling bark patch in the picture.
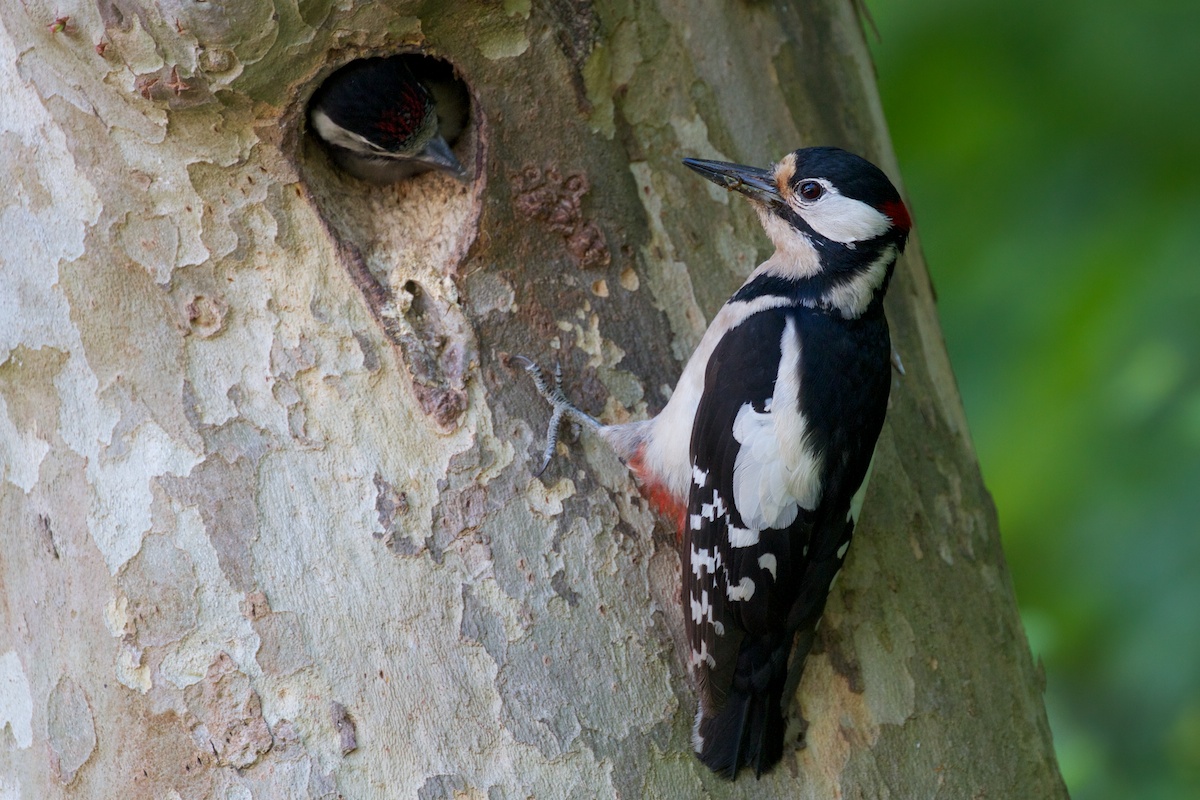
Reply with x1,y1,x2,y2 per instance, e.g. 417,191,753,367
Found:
252,612,312,677
821,625,865,694
0,652,34,748
430,448,497,562
373,472,421,555
460,584,507,662
161,456,259,592
417,774,472,800
0,345,68,491
510,165,610,270
354,331,381,372
430,481,488,562
244,592,312,676
185,294,227,338
38,514,60,559
47,676,96,785
187,652,272,769
549,570,580,607
118,533,199,647
242,590,270,621
497,636,583,759
330,702,357,755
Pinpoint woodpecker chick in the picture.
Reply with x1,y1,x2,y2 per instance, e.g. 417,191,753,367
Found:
309,56,468,184
520,147,911,779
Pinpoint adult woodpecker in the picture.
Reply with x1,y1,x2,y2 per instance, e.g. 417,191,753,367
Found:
308,56,468,184
519,146,911,778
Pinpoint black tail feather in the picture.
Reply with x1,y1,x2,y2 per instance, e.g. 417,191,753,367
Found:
695,642,788,779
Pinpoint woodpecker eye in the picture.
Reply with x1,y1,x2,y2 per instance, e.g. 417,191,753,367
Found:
798,181,824,201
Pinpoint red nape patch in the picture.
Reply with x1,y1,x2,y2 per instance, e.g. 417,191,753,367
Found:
882,199,912,231
373,82,427,146
628,449,687,542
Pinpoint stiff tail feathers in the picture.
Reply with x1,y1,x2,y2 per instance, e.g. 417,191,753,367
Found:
694,643,789,779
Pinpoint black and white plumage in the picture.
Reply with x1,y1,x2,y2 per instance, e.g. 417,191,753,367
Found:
308,56,469,184
520,147,911,779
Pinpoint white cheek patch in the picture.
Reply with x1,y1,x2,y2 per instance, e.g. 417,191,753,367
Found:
312,109,387,155
793,188,891,244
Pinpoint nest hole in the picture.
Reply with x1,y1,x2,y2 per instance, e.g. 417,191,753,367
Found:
305,52,477,186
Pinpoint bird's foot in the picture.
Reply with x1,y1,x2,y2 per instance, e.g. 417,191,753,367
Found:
890,347,906,376
512,356,601,476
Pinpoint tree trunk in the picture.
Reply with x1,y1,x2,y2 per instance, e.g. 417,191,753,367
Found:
0,0,1067,797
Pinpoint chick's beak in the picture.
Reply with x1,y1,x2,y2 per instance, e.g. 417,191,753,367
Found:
417,134,468,181
683,158,782,207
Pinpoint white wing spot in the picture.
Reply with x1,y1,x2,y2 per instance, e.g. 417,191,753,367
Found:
689,514,702,531
713,621,725,636
726,576,756,601
701,503,716,521
691,546,717,578
690,642,716,670
836,541,850,559
758,553,778,579
691,590,715,625
712,491,726,518
727,525,759,548
692,464,709,487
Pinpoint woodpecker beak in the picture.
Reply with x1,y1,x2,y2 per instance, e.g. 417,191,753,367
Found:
683,158,782,208
416,134,468,181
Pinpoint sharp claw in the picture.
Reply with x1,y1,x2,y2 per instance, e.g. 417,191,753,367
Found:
513,354,601,476
891,348,906,376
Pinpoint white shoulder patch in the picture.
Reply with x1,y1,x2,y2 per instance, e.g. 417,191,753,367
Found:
635,295,792,501
730,318,823,532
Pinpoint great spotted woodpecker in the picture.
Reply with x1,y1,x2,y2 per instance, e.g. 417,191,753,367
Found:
519,146,911,778
308,56,468,183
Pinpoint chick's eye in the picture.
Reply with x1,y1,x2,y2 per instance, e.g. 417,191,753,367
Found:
799,181,823,201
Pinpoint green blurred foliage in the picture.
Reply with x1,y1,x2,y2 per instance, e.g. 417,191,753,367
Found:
865,0,1200,797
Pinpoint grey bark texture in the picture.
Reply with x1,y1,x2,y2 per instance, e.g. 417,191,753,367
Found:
0,0,1068,797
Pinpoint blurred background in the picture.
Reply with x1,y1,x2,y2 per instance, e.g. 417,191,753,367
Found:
865,0,1200,797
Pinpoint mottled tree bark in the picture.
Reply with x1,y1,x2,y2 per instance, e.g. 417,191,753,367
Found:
0,0,1067,797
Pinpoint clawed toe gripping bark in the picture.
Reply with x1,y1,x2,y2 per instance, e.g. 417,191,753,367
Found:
514,356,601,475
